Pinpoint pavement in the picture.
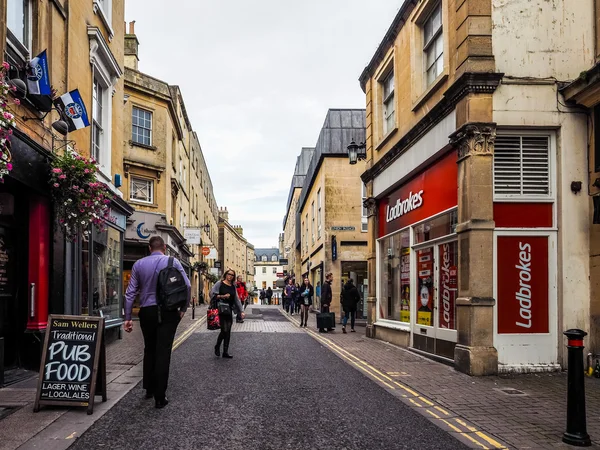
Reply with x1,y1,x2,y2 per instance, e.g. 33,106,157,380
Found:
0,306,207,450
1,305,599,449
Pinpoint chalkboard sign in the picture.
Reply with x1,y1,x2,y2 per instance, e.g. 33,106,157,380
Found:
33,315,107,415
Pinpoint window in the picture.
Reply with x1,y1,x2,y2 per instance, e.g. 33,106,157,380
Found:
93,0,113,39
130,177,153,204
179,159,183,184
132,107,152,146
379,230,411,322
92,78,104,164
272,267,277,274
305,214,309,253
317,189,322,239
382,71,395,135
424,3,444,86
7,0,31,55
261,255,267,262
311,201,315,244
361,183,368,232
172,135,177,168
262,267,267,274
271,255,277,262
596,106,600,172
493,134,550,198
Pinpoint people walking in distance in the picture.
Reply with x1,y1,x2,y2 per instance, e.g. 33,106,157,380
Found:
319,272,334,333
211,268,245,358
341,278,361,333
124,236,190,409
284,278,296,315
259,288,266,305
294,283,302,314
266,286,273,305
299,277,313,327
235,275,248,323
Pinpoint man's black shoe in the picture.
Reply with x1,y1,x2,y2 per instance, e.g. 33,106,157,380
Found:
236,320,244,323
222,353,233,359
214,344,220,357
145,390,154,399
155,397,169,409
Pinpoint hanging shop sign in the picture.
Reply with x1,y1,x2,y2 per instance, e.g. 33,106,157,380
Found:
34,315,106,415
184,228,201,245
378,150,457,238
497,236,549,334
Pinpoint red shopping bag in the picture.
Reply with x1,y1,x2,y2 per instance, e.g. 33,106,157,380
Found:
207,308,220,330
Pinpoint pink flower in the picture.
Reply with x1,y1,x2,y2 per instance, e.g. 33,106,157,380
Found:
3,112,12,120
84,169,90,174
6,163,11,170
13,98,20,106
72,185,78,189
53,183,59,188
79,189,84,193
59,174,66,179
2,62,9,71
52,168,62,174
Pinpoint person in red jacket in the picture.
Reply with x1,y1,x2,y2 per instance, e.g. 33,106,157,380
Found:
235,275,248,323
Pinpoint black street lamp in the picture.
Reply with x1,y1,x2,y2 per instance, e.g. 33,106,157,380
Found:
347,140,366,165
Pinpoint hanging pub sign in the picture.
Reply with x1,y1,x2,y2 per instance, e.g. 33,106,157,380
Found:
33,315,107,415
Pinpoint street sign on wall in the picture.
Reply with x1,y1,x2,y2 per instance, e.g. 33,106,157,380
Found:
184,228,201,245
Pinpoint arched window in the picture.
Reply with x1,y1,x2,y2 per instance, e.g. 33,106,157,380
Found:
261,255,267,262
271,255,277,262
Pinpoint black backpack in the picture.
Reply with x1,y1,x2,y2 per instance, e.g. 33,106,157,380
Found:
157,257,188,311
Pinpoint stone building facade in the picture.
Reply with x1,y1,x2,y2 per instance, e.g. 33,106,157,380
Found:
218,207,255,287
359,0,594,375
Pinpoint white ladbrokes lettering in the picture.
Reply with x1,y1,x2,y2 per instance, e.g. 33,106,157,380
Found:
386,190,424,223
441,243,451,328
515,242,532,329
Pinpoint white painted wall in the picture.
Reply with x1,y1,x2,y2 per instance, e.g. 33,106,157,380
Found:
254,264,284,292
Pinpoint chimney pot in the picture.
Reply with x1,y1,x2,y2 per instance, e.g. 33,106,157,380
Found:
129,20,136,35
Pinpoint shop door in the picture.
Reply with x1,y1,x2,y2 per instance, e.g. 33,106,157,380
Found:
411,240,458,360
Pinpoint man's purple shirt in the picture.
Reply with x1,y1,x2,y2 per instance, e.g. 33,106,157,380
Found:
124,251,191,321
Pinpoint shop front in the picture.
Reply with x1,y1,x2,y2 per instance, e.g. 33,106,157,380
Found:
376,150,458,360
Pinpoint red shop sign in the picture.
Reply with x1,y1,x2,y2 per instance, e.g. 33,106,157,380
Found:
378,150,458,237
497,236,549,334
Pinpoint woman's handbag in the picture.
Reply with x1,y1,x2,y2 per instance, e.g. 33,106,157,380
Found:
207,307,220,330
217,301,232,316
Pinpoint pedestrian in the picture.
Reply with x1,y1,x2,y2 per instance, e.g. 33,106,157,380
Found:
124,236,190,409
284,278,296,315
341,278,361,333
259,288,266,305
299,277,313,328
235,275,248,323
294,283,302,314
211,268,245,358
266,286,273,305
319,272,334,333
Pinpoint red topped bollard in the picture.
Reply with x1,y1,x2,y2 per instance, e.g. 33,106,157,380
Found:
563,329,592,447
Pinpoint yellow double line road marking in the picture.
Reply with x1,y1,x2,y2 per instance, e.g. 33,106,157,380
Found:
283,310,507,450
173,315,206,350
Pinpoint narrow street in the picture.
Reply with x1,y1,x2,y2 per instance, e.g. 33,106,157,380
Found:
69,308,467,450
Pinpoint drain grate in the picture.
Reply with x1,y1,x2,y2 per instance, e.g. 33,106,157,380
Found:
494,388,527,396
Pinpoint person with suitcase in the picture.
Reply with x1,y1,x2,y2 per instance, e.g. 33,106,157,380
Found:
318,272,334,333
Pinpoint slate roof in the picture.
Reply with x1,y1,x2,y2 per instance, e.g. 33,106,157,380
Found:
254,248,280,262
283,147,314,229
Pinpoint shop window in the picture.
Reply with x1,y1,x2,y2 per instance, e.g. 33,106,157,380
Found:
494,134,551,198
381,70,395,135
423,3,444,86
413,210,457,245
132,107,152,146
129,176,153,204
379,229,410,323
7,0,32,61
438,241,458,330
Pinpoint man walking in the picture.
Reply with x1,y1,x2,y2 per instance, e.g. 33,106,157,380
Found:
124,236,190,409
341,278,361,333
235,275,248,323
319,272,334,333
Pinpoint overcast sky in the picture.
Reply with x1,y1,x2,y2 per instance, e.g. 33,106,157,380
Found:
125,1,403,248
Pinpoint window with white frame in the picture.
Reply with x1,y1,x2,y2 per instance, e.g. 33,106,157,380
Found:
7,0,31,56
179,159,183,184
317,189,322,239
261,255,267,262
305,214,309,253
271,255,277,262
382,71,395,135
424,3,444,86
493,134,551,198
262,267,267,274
130,176,153,204
93,0,113,39
92,78,104,164
361,183,368,232
272,267,277,274
311,201,315,244
132,107,152,146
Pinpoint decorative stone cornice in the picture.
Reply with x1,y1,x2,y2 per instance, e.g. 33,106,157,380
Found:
449,122,497,161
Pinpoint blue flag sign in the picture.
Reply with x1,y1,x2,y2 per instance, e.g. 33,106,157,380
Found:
53,89,90,132
26,50,51,96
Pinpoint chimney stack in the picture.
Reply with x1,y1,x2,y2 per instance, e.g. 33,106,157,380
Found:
124,20,139,70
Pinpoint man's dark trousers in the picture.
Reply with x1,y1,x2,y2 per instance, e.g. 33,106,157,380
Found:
138,305,180,402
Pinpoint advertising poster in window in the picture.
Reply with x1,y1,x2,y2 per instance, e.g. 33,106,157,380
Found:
417,248,433,326
497,236,549,334
400,248,410,323
438,242,457,330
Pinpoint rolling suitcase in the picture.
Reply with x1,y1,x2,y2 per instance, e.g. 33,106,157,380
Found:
317,312,335,329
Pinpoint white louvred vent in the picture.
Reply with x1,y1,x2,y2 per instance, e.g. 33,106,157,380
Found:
494,135,550,197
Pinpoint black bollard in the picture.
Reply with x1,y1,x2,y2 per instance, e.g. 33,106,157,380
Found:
192,301,195,320
563,329,592,447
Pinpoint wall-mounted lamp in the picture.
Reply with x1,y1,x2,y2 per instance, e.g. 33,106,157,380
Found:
347,140,366,165
8,78,27,99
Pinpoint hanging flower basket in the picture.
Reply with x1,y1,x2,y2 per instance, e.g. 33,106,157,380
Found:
50,151,113,240
0,61,19,182
205,272,219,284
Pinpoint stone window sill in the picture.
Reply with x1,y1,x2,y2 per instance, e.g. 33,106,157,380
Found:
375,127,398,152
412,72,448,112
129,140,157,151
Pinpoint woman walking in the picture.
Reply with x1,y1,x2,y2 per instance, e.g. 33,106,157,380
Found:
211,268,245,358
294,283,302,314
299,278,313,328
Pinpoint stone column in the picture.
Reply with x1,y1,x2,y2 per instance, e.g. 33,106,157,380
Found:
364,186,378,338
449,123,498,376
